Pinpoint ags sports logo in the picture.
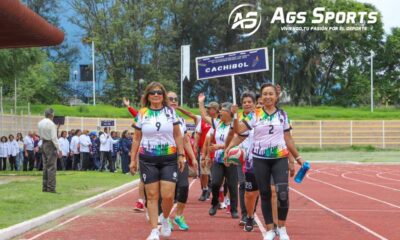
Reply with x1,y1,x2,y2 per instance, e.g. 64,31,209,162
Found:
228,3,262,37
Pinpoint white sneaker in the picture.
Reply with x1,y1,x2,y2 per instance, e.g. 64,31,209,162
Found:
264,229,277,240
146,228,160,240
160,216,172,237
277,226,290,240
219,202,227,209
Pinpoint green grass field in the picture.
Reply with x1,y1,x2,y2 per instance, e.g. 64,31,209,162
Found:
4,104,400,120
0,171,137,229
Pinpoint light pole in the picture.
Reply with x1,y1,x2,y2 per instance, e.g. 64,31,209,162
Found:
370,50,374,113
92,40,96,106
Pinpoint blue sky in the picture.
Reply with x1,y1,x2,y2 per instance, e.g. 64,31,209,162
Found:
358,0,399,33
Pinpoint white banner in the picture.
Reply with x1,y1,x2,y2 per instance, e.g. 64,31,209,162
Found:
181,45,190,82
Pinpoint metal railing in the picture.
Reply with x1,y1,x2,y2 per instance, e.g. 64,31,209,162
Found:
1,114,399,148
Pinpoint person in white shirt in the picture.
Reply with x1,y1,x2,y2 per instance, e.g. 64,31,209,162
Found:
70,129,81,170
16,133,24,171
58,131,69,171
99,127,114,172
38,108,62,193
23,131,35,171
7,135,19,171
79,130,92,171
0,136,9,170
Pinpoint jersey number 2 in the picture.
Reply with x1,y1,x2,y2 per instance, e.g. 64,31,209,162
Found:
269,125,274,134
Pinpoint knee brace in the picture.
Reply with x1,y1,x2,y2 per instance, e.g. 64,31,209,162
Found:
177,186,189,204
275,183,289,208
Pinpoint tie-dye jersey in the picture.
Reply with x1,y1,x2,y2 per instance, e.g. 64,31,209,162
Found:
133,106,180,156
238,112,254,173
178,116,187,137
242,108,291,159
209,118,232,164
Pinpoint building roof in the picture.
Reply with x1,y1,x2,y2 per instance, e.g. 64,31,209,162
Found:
0,0,64,48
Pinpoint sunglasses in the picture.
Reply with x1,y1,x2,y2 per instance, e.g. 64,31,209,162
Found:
168,97,178,102
149,90,163,96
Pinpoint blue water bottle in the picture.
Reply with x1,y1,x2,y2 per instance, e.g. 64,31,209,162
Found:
294,161,310,183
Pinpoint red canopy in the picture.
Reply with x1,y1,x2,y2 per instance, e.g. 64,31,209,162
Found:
0,0,64,48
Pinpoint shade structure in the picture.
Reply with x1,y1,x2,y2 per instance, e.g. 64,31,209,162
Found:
0,0,64,48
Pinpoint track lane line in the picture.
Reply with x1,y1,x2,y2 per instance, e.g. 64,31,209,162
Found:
307,173,400,209
290,187,388,240
25,186,138,240
341,172,400,192
376,172,400,182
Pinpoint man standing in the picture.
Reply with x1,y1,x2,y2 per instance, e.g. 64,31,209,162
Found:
99,127,113,172
79,130,91,171
38,109,62,193
23,131,35,171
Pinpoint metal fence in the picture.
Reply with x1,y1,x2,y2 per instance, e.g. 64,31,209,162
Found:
1,114,399,148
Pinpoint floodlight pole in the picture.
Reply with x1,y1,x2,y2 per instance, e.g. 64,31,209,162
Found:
272,48,275,85
370,50,374,113
92,40,96,106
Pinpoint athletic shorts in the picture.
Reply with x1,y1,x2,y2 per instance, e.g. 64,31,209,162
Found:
245,172,259,192
139,153,178,184
177,162,189,188
237,165,245,183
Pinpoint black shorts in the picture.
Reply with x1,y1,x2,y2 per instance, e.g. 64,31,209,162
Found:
245,172,259,192
177,162,189,188
139,154,178,184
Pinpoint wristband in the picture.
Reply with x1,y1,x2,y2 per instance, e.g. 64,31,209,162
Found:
178,153,185,157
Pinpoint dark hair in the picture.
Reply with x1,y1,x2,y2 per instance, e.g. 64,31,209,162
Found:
61,131,67,137
45,108,54,118
240,91,256,103
260,83,278,96
122,130,129,138
16,132,23,141
0,136,7,142
75,129,81,135
141,82,168,107
9,134,14,140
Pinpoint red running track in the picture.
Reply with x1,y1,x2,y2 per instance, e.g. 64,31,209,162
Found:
17,163,400,240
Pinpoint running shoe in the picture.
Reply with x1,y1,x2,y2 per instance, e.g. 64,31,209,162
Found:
277,226,290,240
209,205,218,216
146,228,160,240
134,201,145,212
244,217,254,232
198,190,207,201
219,202,227,209
205,188,211,199
160,216,172,237
239,215,247,226
174,216,189,230
231,211,239,219
264,229,277,240
225,204,231,214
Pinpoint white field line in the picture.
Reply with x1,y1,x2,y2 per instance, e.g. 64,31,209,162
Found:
290,187,388,240
307,173,400,209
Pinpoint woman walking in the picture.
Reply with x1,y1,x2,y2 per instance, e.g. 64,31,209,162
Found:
130,82,185,240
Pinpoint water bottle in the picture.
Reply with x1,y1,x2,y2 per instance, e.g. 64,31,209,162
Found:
294,161,310,183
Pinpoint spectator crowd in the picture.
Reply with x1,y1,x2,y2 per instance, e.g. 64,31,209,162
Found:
0,128,134,174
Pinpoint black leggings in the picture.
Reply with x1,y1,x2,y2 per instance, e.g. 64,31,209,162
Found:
211,162,238,213
253,157,289,225
0,157,6,170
